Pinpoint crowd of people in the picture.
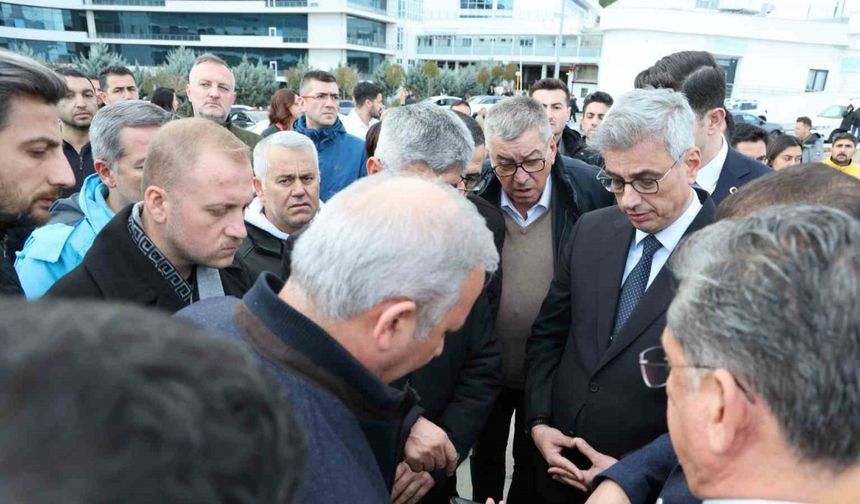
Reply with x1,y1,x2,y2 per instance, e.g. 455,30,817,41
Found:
1,46,859,504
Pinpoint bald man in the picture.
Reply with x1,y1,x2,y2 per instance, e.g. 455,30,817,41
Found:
47,118,253,312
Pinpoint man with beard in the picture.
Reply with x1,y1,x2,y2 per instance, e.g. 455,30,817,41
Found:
342,81,383,139
529,78,604,168
186,53,261,150
0,50,75,295
56,67,98,196
47,118,253,311
824,132,860,179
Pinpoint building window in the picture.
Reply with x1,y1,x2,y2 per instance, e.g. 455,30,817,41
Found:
0,2,87,32
460,0,493,8
695,0,719,8
396,27,404,50
348,0,387,13
496,0,513,10
347,50,384,76
347,16,386,48
93,12,308,41
806,69,828,92
0,37,85,63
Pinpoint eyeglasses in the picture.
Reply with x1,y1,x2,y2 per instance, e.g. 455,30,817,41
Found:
639,346,756,404
302,93,340,102
458,170,492,194
596,153,684,194
491,147,549,178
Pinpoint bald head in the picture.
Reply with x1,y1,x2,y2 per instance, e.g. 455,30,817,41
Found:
143,117,249,191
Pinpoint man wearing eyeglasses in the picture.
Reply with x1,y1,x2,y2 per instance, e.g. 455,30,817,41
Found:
471,97,611,503
524,88,716,504
293,70,367,201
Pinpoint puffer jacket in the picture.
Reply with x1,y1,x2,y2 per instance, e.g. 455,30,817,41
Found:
294,115,367,201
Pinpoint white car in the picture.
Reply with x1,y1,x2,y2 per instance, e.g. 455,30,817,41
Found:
423,95,464,107
812,99,860,143
467,95,506,117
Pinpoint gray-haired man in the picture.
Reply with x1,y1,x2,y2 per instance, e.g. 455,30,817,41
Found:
525,88,715,503
234,131,321,281
15,99,171,298
178,174,499,504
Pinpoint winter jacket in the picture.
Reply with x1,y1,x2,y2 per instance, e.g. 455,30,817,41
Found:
15,174,114,299
294,115,367,201
801,132,824,163
559,126,605,168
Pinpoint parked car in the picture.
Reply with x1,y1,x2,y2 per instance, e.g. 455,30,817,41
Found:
339,99,354,116
727,99,768,120
229,108,269,131
811,99,860,143
423,95,464,107
732,113,784,136
467,95,506,117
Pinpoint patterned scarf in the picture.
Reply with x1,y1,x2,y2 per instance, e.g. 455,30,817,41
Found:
127,202,193,304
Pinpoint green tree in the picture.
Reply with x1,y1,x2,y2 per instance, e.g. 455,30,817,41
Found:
333,64,360,98
163,46,197,78
432,68,457,96
234,55,279,107
503,63,518,82
404,63,428,99
73,42,127,76
421,60,441,79
371,59,405,99
11,42,47,65
599,0,617,7
453,65,483,98
284,58,311,90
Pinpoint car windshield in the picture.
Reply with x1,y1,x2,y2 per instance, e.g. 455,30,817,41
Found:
819,105,846,118
247,111,268,123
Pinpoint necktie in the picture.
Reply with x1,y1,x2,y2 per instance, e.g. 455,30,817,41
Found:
612,234,662,339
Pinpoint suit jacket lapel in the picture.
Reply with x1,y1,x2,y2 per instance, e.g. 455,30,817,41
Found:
712,149,748,203
594,211,635,358
594,191,717,373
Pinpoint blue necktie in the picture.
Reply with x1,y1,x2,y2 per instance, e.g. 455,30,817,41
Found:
612,235,662,339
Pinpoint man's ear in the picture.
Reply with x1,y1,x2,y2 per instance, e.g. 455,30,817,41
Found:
144,186,169,224
97,90,108,104
706,107,727,135
370,300,418,352
252,177,265,199
547,137,559,166
367,156,384,176
683,147,703,184
705,369,753,456
94,159,116,188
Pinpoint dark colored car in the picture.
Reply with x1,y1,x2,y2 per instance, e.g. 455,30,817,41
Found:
733,113,784,136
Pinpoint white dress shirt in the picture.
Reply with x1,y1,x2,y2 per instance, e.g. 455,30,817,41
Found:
341,109,378,139
696,136,728,195
500,175,553,227
621,188,701,289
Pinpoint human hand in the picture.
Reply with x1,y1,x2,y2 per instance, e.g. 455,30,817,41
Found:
530,424,587,492
485,499,506,504
391,462,435,504
403,417,458,475
584,479,632,504
561,437,618,489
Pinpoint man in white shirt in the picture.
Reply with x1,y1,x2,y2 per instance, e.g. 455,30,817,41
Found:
656,203,860,504
342,81,383,140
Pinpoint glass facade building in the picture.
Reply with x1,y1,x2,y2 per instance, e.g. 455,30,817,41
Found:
0,2,87,31
111,44,307,70
347,50,384,74
346,15,386,48
93,12,308,41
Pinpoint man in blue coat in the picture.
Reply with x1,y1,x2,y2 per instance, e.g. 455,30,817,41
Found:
15,100,172,297
293,70,367,201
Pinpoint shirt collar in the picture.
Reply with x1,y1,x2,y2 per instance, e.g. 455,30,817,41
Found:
696,136,729,194
634,187,701,252
244,196,290,240
500,173,553,218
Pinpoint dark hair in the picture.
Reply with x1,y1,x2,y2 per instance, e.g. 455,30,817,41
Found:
0,300,306,504
635,51,725,116
718,162,860,220
450,99,470,110
730,123,769,148
583,91,614,112
0,49,67,131
54,66,88,80
796,116,812,127
300,70,337,95
150,86,176,112
832,132,857,146
353,81,383,107
453,110,484,147
365,120,381,158
766,134,803,166
98,65,135,91
528,78,570,103
269,89,299,129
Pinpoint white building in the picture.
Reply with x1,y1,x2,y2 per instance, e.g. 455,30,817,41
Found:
598,0,860,123
0,0,397,75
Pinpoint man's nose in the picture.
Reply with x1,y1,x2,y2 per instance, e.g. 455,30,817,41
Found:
50,151,76,189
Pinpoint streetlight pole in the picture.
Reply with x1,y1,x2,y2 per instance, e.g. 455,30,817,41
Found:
554,0,566,79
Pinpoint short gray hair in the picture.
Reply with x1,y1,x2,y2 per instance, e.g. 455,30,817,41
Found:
253,131,319,180
374,103,474,176
0,49,66,131
483,97,552,153
189,53,234,88
589,88,694,160
89,101,173,170
290,174,499,338
668,204,860,469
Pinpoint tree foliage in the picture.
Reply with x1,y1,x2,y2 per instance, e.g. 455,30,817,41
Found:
404,62,429,99
11,42,47,65
333,65,360,98
284,58,311,91
234,55,279,107
73,43,127,76
371,59,405,98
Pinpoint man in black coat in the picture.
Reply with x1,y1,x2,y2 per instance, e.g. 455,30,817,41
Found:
635,50,771,205
0,50,76,295
526,88,716,504
471,96,613,503
48,118,253,311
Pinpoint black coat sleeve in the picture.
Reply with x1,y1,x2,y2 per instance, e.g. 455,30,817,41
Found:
594,433,679,504
525,219,578,425
45,264,103,300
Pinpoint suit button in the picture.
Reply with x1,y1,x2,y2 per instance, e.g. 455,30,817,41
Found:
589,382,600,393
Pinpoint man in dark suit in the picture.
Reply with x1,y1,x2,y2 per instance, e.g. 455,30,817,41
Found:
635,51,771,205
525,88,716,504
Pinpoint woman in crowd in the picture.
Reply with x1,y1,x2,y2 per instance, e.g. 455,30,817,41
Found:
150,87,179,112
261,89,302,138
766,134,803,170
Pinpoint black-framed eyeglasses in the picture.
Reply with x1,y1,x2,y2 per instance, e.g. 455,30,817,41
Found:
491,146,549,178
458,165,493,194
597,153,684,195
301,93,340,102
638,345,756,404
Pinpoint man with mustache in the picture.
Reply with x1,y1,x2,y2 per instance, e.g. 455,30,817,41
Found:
0,50,75,295
56,67,98,197
824,132,860,179
47,118,252,312
186,53,261,150
234,131,321,281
